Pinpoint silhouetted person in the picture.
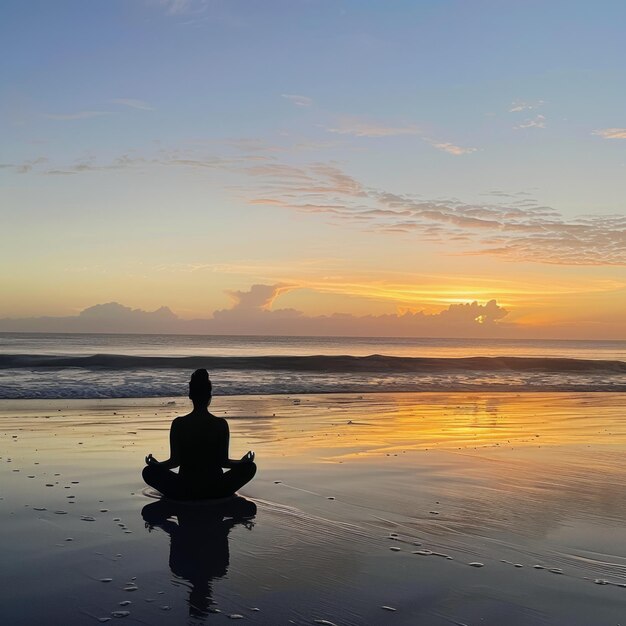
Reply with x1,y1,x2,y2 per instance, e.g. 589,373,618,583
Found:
142,496,256,617
143,369,257,500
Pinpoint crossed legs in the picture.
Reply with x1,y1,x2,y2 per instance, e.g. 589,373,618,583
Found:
142,462,257,501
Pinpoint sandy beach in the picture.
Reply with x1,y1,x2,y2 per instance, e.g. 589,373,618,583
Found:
2,392,625,625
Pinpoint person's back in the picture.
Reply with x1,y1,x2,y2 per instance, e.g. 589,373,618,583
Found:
174,412,227,483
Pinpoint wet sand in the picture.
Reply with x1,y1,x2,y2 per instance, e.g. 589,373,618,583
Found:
1,392,625,625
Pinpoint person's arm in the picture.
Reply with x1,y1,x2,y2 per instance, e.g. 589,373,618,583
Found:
218,419,255,468
145,419,181,469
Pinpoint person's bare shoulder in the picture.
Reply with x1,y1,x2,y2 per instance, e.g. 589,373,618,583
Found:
208,413,228,428
171,414,191,428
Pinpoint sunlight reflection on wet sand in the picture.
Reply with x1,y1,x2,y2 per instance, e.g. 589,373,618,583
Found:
1,392,625,625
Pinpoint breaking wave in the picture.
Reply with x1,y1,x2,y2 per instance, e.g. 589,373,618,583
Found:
2,353,626,373
1,353,625,398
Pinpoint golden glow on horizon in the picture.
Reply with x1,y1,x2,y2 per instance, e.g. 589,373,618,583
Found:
0,252,624,338
284,275,625,314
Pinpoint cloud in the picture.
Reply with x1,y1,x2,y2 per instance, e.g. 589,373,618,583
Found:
592,128,626,139
224,284,293,311
244,161,626,266
326,118,420,137
245,162,313,181
3,282,625,338
10,144,623,266
514,114,546,130
111,99,154,111
15,157,48,174
324,118,475,153
0,286,511,337
80,302,177,321
6,150,236,176
281,94,313,107
157,0,198,14
509,100,544,113
425,140,478,156
44,111,113,121
44,100,153,123
210,286,509,335
0,302,179,334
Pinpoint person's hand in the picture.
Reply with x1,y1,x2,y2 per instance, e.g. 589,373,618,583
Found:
240,451,255,463
145,453,159,466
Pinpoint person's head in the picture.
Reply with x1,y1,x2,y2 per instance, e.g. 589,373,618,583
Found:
189,369,212,408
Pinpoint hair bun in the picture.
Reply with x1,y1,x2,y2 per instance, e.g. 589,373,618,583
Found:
189,368,212,401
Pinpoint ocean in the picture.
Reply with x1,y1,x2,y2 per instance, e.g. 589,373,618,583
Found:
1,332,625,399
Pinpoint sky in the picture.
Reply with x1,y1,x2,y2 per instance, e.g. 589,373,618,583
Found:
1,0,625,338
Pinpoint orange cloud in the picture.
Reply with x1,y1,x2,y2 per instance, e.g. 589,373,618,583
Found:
592,128,626,139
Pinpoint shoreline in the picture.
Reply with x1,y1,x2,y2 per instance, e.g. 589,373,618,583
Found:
2,383,626,402
2,391,625,624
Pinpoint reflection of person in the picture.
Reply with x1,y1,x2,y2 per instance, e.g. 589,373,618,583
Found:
142,497,257,618
143,369,257,500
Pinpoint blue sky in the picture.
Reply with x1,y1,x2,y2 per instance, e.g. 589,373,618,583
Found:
1,0,625,337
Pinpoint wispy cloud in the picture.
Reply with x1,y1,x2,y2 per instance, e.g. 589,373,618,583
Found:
324,117,476,154
514,114,546,130
44,110,112,121
12,145,622,266
157,0,200,14
111,98,154,111
326,117,420,137
592,128,626,139
15,157,48,174
509,100,544,113
281,94,313,107
243,161,625,266
425,140,478,156
6,150,238,176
